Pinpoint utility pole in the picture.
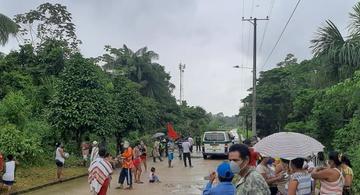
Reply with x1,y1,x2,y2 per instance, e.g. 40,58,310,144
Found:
242,17,269,137
179,63,186,104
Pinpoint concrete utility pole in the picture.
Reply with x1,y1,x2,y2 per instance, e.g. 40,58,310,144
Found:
179,63,186,104
242,17,269,137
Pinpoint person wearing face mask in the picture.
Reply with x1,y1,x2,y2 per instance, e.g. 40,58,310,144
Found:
256,156,283,195
229,144,270,195
311,151,344,195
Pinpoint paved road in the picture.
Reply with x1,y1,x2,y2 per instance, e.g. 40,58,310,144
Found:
25,156,222,195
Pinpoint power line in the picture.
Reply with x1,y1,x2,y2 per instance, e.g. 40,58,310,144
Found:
258,0,275,54
261,0,301,70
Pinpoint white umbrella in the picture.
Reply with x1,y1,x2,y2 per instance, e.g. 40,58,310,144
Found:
152,132,165,138
253,132,324,160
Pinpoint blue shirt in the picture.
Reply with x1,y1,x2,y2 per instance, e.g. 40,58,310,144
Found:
203,181,236,195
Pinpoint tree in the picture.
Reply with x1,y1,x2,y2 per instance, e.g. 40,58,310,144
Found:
0,13,18,45
277,53,297,67
311,2,360,82
14,3,81,52
49,54,113,146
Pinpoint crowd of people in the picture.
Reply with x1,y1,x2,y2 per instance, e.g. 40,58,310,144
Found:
202,139,355,195
86,135,197,194
0,134,354,195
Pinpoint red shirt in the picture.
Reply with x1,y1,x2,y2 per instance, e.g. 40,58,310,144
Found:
249,147,259,167
0,153,4,172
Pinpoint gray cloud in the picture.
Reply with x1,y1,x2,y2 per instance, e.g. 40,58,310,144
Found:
0,0,357,115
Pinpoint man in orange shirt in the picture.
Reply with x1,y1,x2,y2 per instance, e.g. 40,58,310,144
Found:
117,141,134,190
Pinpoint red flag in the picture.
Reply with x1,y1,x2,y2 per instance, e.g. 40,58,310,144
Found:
167,123,179,140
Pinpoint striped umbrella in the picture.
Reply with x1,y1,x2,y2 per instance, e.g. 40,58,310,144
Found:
253,132,324,160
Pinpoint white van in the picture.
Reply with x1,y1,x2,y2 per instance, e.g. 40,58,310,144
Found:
202,131,234,159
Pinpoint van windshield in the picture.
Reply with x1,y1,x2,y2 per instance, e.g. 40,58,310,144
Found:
204,133,225,141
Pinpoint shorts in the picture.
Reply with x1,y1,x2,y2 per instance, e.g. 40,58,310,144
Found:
133,158,141,167
140,155,147,161
168,153,174,161
55,160,64,167
83,155,88,160
2,180,14,186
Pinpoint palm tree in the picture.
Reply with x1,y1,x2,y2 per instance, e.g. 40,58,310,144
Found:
0,13,18,46
311,2,360,81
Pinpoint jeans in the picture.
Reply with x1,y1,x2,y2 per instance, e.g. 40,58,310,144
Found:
183,152,192,167
119,168,132,186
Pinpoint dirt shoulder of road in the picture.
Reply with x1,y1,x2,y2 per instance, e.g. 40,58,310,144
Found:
2,164,87,195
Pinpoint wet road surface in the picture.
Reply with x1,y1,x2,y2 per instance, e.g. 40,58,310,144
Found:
25,155,223,195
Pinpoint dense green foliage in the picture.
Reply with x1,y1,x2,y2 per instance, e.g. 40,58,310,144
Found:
240,2,360,192
0,3,211,164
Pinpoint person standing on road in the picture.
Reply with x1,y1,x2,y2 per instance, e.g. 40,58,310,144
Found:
340,155,353,195
139,141,148,172
243,139,259,167
81,141,90,166
167,139,176,168
286,158,312,195
1,154,18,195
0,151,4,176
88,148,113,195
188,136,194,153
195,136,202,152
55,143,67,181
117,141,134,190
153,140,162,163
182,138,192,167
90,141,99,163
203,161,236,195
229,144,270,195
133,142,143,184
177,138,183,160
256,157,283,195
311,151,344,195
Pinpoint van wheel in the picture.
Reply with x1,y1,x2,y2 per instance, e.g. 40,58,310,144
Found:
203,154,208,159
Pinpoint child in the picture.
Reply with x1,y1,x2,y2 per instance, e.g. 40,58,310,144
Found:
1,155,18,195
149,167,160,183
203,161,236,195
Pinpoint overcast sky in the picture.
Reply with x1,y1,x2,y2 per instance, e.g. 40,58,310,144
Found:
1,0,358,116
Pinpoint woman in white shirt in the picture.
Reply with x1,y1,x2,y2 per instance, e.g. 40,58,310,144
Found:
55,143,66,181
1,154,18,195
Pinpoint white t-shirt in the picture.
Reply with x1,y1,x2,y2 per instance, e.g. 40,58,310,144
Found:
188,137,194,146
182,141,191,153
149,172,155,180
2,161,15,181
55,147,65,163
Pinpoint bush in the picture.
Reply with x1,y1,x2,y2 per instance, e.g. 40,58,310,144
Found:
0,124,43,165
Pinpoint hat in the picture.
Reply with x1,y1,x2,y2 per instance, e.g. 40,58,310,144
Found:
93,141,98,145
217,162,234,179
